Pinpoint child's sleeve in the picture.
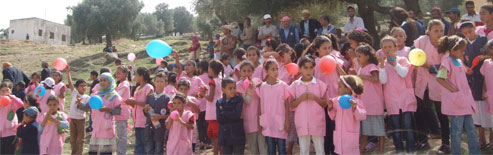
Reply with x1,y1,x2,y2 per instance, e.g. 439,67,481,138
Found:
216,100,225,124
110,97,123,116
352,100,367,121
10,96,24,110
379,68,388,84
328,98,337,120
284,83,292,101
17,123,37,140
480,60,488,76
287,82,296,100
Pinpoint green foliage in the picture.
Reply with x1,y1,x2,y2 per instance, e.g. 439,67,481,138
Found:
154,3,174,34
173,7,194,35
134,13,166,37
0,28,8,39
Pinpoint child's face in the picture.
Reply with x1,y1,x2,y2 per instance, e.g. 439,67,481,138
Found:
480,8,493,23
47,100,59,112
154,77,166,91
178,85,190,95
135,74,143,83
429,25,444,41
23,114,34,123
348,39,358,50
240,66,254,79
316,42,332,57
461,27,477,41
99,77,109,90
300,62,315,79
173,98,185,110
392,31,407,47
34,75,41,83
337,81,350,95
488,49,493,56
0,87,11,96
223,58,231,66
115,62,122,66
185,62,196,74
247,50,259,64
281,52,292,64
222,83,236,98
234,57,242,64
160,63,166,68
53,73,62,83
266,63,279,79
77,82,87,94
450,48,466,59
208,68,216,77
381,41,397,57
355,51,370,65
90,75,97,81
16,85,23,91
115,69,127,82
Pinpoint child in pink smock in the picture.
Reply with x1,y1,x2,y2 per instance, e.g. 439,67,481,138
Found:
436,36,480,154
327,75,367,155
276,44,296,84
481,41,493,115
288,56,327,155
52,71,67,111
237,61,268,154
375,27,411,58
38,77,56,113
166,93,195,155
379,37,417,153
476,5,493,39
39,96,69,155
124,67,154,154
232,48,246,81
247,46,265,81
354,43,385,153
174,52,206,97
115,65,132,155
221,54,234,77
196,60,211,148
177,79,201,152
25,72,41,95
0,81,24,154
256,59,290,155
205,60,224,154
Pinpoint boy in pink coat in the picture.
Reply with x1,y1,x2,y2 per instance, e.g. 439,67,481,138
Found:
0,81,24,154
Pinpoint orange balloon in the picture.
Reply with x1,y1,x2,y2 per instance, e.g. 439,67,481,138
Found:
285,63,299,75
319,56,337,74
0,96,10,107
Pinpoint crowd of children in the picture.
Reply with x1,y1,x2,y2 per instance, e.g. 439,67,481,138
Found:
4,3,493,155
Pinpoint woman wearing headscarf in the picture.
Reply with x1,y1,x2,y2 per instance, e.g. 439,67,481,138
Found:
188,35,201,62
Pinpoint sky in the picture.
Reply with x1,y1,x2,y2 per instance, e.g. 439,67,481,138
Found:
0,0,195,29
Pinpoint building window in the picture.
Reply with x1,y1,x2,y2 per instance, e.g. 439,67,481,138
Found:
39,29,43,36
62,35,66,42
11,30,14,34
50,32,54,39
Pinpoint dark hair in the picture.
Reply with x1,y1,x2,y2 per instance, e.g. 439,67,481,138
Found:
355,43,379,65
167,72,177,84
294,43,308,59
155,72,168,81
100,67,111,74
117,65,132,82
177,79,191,88
115,59,122,64
264,59,278,71
437,35,467,54
239,60,255,71
173,92,187,103
42,61,49,68
16,81,25,89
298,56,316,68
247,46,261,57
347,5,355,11
341,75,364,95
0,81,13,89
233,48,246,61
390,7,419,45
276,44,297,62
74,79,86,88
161,61,168,66
326,34,340,51
24,94,39,109
197,60,209,74
31,72,40,79
221,77,236,88
221,53,231,61
266,38,280,50
136,67,152,84
90,70,98,77
209,60,224,77
321,15,330,23
47,95,59,105
380,36,398,47
465,1,474,6
340,42,352,59
313,36,331,50
347,30,373,46
426,19,445,35
245,17,251,22
459,22,475,30
53,71,63,82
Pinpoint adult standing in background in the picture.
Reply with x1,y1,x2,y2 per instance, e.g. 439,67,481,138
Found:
390,7,425,47
221,25,239,66
318,15,338,36
445,8,461,36
258,14,279,48
431,7,450,36
344,6,365,34
241,17,257,49
2,62,30,91
299,10,321,41
41,61,51,81
279,16,300,48
462,1,483,26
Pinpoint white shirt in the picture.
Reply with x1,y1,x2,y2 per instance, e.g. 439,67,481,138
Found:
344,16,365,33
461,12,481,23
69,90,90,119
258,24,279,46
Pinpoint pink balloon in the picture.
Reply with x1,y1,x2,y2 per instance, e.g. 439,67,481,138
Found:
285,63,299,75
53,58,67,71
0,96,10,107
127,53,136,61
170,110,179,120
243,77,250,89
319,56,337,74
155,58,164,65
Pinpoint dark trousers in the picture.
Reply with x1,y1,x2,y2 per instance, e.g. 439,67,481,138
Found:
390,111,415,152
222,144,245,155
0,136,17,154
265,137,286,155
414,89,450,145
198,111,211,144
324,108,336,154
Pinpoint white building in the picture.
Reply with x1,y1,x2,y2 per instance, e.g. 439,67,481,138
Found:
8,17,71,45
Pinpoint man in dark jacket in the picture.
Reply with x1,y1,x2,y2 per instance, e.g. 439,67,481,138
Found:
41,61,51,81
2,62,30,91
280,16,300,48
299,10,321,41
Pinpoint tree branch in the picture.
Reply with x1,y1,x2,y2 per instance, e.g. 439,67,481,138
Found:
368,1,391,14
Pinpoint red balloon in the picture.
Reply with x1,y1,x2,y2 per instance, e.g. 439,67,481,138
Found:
285,63,299,75
319,56,337,74
53,58,67,71
0,96,11,107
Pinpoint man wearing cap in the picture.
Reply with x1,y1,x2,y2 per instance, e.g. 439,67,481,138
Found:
2,62,30,91
344,6,365,34
431,7,450,35
280,16,300,48
462,1,483,26
446,8,462,36
258,14,279,47
299,10,321,41
17,107,41,155
241,17,257,49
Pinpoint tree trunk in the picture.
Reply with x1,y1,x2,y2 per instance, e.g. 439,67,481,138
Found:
403,0,421,14
355,0,380,45
106,32,112,47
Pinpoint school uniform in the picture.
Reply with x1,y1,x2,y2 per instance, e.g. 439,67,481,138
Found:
132,84,154,154
217,95,246,154
38,111,69,155
166,110,194,155
144,92,171,154
481,59,493,114
197,73,211,144
358,64,386,137
206,77,222,139
88,95,122,154
0,96,23,154
114,81,131,155
54,83,66,111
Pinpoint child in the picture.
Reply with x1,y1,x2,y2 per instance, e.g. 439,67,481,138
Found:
87,73,122,155
66,65,90,155
327,75,367,155
0,81,23,154
414,19,450,152
256,59,290,155
41,61,51,81
13,81,26,101
436,35,480,154
166,93,195,155
38,77,56,113
233,48,247,81
39,95,69,154
236,61,267,154
25,72,41,95
174,51,206,97
217,77,246,154
346,30,374,71
17,106,40,155
261,38,280,64
214,34,222,60
276,44,296,84
87,70,99,132
221,53,234,77
52,71,67,112
177,79,202,152
378,37,417,153
125,67,154,155
461,21,491,148
354,43,385,154
188,35,201,61
288,56,327,155
115,59,122,66
165,72,178,95
114,65,132,155
206,60,224,155
144,72,171,154
207,36,216,59
197,60,212,149
376,28,411,58
155,61,168,74
247,46,265,80
481,40,493,147
476,5,493,39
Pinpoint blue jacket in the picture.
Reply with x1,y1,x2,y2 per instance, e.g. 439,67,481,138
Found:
216,95,245,146
317,24,337,36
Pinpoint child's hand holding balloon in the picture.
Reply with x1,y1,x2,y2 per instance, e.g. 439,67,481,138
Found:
350,99,357,110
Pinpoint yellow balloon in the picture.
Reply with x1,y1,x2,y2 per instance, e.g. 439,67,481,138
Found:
408,49,427,66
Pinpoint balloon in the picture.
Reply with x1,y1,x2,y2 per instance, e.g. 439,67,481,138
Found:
53,58,68,71
34,85,46,97
146,40,172,58
408,49,427,66
243,77,250,89
319,56,337,74
0,96,10,107
170,110,179,120
168,102,173,109
127,53,136,61
468,56,481,73
285,63,299,75
89,95,103,110
155,58,164,65
339,94,352,109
